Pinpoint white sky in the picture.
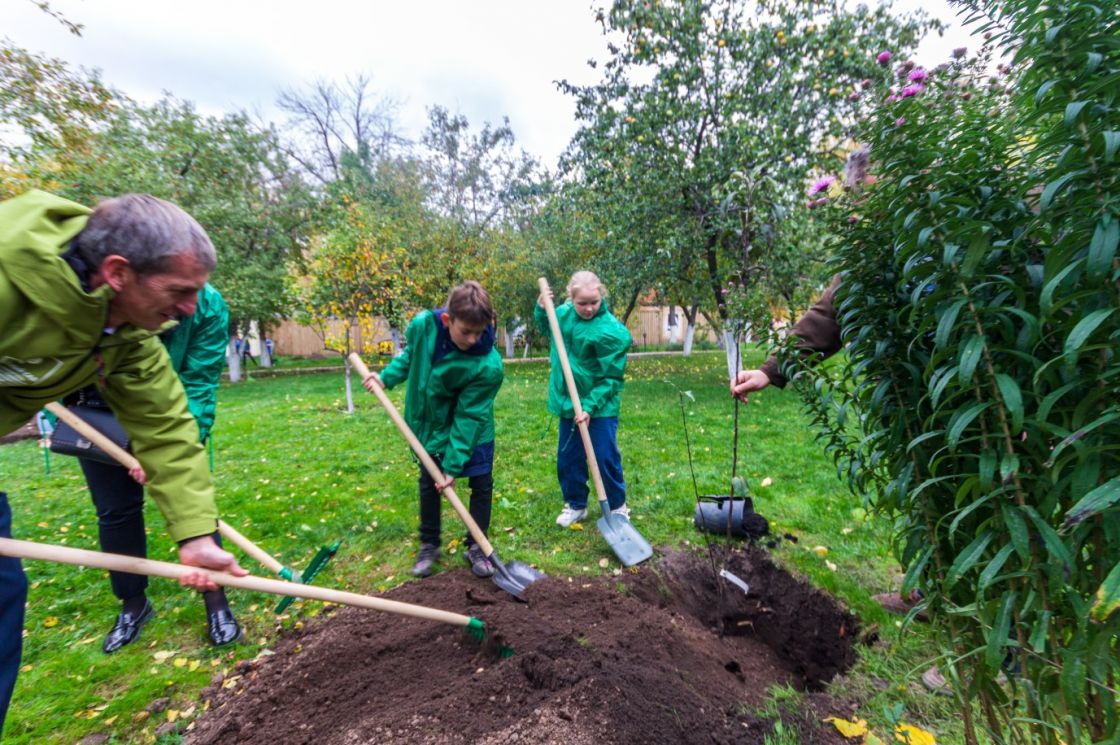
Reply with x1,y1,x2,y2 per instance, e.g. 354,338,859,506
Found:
4,0,978,168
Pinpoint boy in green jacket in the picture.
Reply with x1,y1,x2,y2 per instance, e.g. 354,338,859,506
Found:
362,281,504,578
534,271,632,527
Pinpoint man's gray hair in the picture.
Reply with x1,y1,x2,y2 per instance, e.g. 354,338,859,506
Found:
73,194,217,275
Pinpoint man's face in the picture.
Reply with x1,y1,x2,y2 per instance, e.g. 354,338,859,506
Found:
572,287,602,320
107,253,209,331
442,313,488,351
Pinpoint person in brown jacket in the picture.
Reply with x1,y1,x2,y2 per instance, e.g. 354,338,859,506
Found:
730,273,843,401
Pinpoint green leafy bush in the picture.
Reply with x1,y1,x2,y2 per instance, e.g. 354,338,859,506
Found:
792,3,1119,742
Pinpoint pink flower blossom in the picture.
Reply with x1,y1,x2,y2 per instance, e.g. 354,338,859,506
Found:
876,50,892,65
808,175,836,195
900,84,924,98
860,78,872,89
895,117,905,127
848,91,860,101
809,197,830,209
848,215,859,224
908,68,928,83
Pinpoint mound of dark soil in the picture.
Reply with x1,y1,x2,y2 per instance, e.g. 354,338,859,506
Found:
187,546,859,744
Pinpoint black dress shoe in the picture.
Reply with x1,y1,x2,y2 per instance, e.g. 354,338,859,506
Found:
102,599,154,654
207,608,242,646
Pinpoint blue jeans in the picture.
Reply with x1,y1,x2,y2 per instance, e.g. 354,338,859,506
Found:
557,417,626,511
0,492,29,738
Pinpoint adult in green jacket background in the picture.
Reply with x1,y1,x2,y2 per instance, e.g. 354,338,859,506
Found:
534,271,632,528
365,281,504,579
70,282,242,654
0,190,247,737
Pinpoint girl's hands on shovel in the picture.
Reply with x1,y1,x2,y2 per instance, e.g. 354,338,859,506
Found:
178,536,249,591
361,370,383,394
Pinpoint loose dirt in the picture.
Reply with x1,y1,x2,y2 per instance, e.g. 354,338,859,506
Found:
187,545,859,744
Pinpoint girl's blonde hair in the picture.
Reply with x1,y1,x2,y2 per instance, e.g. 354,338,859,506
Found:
566,270,607,300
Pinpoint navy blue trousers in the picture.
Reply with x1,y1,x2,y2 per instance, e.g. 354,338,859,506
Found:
557,417,626,511
0,492,29,738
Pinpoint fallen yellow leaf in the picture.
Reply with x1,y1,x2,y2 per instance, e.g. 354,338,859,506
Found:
761,477,773,487
864,734,885,745
166,709,178,723
826,716,868,738
895,723,936,745
569,523,584,531
43,617,59,628
153,650,175,662
813,546,829,557
189,660,201,672
19,665,31,673
173,658,187,668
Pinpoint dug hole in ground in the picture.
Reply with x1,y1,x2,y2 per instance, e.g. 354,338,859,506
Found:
187,545,859,745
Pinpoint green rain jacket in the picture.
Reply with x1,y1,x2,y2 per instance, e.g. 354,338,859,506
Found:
379,309,504,476
0,190,218,542
161,283,228,442
534,299,631,419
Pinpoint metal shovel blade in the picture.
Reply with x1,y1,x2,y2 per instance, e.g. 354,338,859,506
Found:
490,553,546,599
597,510,654,567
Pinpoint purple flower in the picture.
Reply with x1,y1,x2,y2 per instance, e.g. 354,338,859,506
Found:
848,215,859,224
848,91,860,101
860,78,872,89
808,175,836,195
908,68,928,83
900,84,924,98
952,47,967,59
876,50,892,65
809,197,830,209
895,117,905,127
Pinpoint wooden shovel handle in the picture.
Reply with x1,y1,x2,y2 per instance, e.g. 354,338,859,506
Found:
42,403,290,577
44,402,140,471
537,278,609,506
215,520,285,576
0,537,473,628
348,354,495,556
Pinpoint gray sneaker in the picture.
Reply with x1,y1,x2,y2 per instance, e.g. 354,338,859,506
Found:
464,544,495,578
411,543,440,577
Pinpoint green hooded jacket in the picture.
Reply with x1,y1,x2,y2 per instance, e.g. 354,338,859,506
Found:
379,309,504,476
161,283,228,441
533,299,631,419
0,190,218,542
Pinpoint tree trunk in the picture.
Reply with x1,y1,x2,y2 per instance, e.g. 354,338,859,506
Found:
667,305,680,344
620,286,641,326
723,328,743,383
227,340,242,383
343,355,355,414
504,323,515,358
390,327,404,356
682,304,700,356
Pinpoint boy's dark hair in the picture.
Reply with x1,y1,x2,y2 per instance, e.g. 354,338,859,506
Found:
446,280,495,327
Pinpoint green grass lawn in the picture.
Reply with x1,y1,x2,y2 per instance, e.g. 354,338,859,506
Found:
0,351,962,744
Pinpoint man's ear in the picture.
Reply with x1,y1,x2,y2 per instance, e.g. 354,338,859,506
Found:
93,255,132,292
441,312,452,327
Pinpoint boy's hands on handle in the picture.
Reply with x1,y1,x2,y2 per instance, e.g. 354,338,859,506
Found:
348,353,492,555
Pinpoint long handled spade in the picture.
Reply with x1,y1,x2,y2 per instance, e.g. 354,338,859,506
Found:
537,277,654,567
43,402,341,613
349,353,544,600
0,537,508,654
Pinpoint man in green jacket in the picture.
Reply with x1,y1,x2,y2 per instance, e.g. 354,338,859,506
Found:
72,282,242,653
364,281,504,578
0,190,247,736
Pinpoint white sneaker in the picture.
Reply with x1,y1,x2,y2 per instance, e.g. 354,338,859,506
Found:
611,505,631,520
556,505,588,527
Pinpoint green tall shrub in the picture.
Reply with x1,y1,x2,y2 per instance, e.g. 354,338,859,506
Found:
790,3,1119,742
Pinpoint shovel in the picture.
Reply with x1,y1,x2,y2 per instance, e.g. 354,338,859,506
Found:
0,537,507,653
43,402,341,614
537,278,654,567
349,353,544,600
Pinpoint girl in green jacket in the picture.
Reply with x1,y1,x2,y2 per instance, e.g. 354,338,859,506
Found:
364,281,504,578
534,271,632,527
